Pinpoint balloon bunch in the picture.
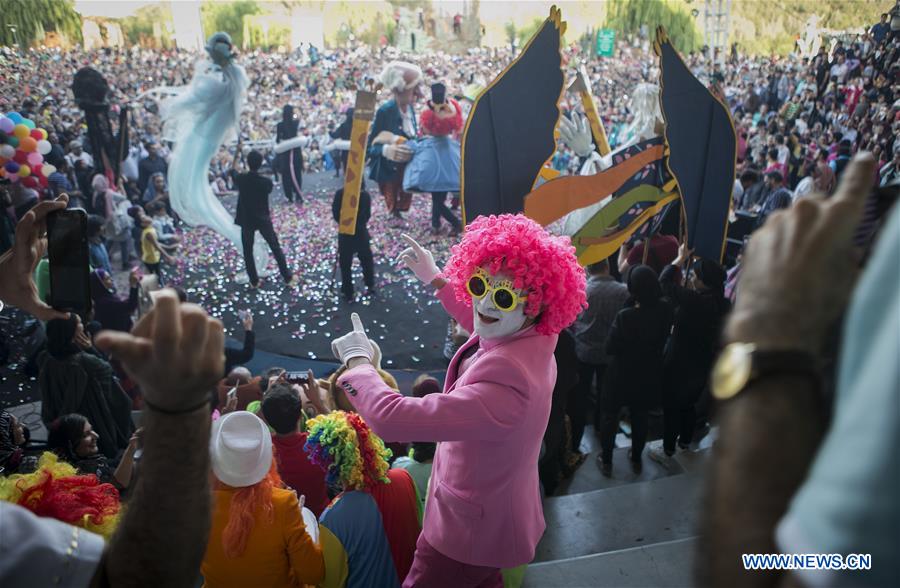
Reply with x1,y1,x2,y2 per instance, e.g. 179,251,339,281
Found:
0,111,55,190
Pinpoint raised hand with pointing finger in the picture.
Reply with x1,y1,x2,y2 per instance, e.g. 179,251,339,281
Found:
396,233,441,285
331,312,375,366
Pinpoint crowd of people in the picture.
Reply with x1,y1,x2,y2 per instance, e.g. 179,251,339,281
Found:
1,10,898,588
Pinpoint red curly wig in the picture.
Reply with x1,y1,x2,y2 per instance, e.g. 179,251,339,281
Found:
442,214,587,335
16,471,120,530
419,99,463,137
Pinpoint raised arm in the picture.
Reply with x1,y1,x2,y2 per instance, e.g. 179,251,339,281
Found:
93,291,224,587
395,233,474,332
338,361,529,443
702,155,876,588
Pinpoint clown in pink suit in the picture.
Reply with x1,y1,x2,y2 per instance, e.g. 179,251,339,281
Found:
331,214,587,587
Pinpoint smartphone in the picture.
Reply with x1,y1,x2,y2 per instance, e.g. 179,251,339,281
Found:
47,208,92,319
227,387,237,402
286,371,308,385
431,83,446,105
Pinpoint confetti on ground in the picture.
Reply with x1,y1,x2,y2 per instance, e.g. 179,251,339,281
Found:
166,172,457,368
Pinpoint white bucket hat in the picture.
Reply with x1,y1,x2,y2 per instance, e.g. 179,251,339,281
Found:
210,411,273,488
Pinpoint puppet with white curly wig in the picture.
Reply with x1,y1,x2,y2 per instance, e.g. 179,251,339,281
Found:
367,61,424,219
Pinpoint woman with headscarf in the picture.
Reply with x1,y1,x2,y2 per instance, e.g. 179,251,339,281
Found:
0,410,31,475
275,104,305,204
89,268,140,333
92,174,134,270
598,265,674,476
38,314,134,460
47,413,139,490
654,244,731,461
142,172,169,207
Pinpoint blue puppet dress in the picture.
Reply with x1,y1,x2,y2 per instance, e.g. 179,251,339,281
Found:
402,136,462,231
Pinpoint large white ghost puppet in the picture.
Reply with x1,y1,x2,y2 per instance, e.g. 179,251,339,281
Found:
162,32,269,281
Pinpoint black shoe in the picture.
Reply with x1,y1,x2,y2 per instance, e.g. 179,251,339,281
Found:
364,288,377,298
597,460,612,478
628,449,643,473
342,292,355,303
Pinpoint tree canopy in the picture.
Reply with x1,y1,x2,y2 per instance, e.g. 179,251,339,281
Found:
201,0,261,49
0,0,83,47
605,0,702,54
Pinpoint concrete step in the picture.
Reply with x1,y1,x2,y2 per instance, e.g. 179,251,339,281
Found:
525,537,697,587
535,470,703,563
550,425,716,497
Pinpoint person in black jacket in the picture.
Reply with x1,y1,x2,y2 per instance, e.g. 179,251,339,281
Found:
539,329,580,496
332,187,375,302
276,104,304,203
224,311,255,376
330,109,353,179
230,149,294,287
598,265,674,476
654,245,730,460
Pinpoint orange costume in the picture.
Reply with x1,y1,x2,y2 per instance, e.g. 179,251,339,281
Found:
201,486,324,588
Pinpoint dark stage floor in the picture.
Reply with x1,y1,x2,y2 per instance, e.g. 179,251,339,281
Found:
175,171,458,368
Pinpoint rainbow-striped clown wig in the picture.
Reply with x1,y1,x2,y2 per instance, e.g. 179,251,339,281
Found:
304,411,391,492
442,213,587,335
0,452,121,538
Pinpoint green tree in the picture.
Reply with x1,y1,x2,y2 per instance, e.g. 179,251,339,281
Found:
201,0,260,48
605,0,702,54
120,4,174,48
0,0,82,47
517,18,547,46
730,0,893,55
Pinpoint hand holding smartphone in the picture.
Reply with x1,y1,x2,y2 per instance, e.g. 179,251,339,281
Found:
47,208,92,319
285,371,308,385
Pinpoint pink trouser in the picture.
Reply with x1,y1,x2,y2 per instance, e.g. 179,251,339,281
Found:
403,534,503,588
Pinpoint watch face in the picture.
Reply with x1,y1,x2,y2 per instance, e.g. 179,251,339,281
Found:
712,343,756,400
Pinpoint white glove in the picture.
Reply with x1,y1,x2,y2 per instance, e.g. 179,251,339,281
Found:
371,340,383,370
396,233,441,284
331,313,375,365
559,113,595,158
383,143,413,163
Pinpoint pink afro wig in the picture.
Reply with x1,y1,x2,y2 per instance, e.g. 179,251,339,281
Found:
442,214,587,335
419,99,463,137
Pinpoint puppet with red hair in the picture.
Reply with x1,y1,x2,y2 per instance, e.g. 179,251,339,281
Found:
402,83,464,233
330,214,587,586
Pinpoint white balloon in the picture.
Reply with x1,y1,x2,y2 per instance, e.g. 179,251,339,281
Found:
37,140,51,155
41,164,56,177
0,144,15,159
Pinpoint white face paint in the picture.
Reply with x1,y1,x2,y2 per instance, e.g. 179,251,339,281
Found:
471,270,529,340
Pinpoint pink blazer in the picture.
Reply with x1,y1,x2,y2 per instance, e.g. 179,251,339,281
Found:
338,285,557,568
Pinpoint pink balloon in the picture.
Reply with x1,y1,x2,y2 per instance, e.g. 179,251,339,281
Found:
27,151,43,166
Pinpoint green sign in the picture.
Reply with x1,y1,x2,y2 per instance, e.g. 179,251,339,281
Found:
596,29,616,57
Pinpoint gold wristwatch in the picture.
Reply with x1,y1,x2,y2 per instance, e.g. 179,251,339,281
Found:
711,343,820,401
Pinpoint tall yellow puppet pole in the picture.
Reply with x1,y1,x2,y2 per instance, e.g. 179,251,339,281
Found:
339,91,377,236
568,66,611,156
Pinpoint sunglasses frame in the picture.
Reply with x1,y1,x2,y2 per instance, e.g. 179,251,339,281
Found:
465,269,528,313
